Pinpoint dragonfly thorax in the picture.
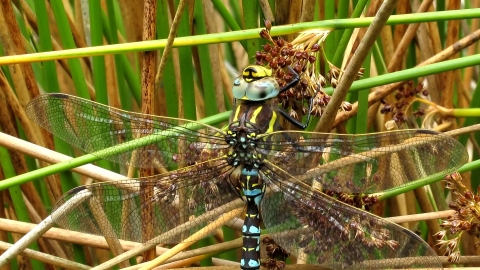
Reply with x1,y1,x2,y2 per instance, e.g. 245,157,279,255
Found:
226,121,262,169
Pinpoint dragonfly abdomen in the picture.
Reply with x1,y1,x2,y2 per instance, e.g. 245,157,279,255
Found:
238,168,265,270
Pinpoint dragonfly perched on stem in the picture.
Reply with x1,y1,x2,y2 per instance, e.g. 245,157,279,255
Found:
7,65,468,269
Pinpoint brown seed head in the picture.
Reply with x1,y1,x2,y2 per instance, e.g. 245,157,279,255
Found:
464,190,474,200
264,20,272,31
263,44,271,52
276,38,285,47
260,29,270,39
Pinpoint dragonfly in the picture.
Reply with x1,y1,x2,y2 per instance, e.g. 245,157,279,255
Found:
25,65,468,269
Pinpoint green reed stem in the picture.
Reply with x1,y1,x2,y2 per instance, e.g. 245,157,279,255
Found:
2,9,480,65
324,53,480,95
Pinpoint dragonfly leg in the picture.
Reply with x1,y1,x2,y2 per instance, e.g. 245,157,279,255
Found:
278,66,300,93
276,67,314,130
276,97,313,130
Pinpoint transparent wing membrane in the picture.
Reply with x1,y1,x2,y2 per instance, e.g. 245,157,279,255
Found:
52,160,240,243
258,130,468,194
26,94,228,170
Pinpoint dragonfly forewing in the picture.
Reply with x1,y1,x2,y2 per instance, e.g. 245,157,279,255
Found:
26,93,229,171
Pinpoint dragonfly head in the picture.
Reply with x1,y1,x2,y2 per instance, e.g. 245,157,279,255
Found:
232,65,280,101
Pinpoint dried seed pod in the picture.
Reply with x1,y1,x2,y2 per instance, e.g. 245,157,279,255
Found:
462,221,472,230
302,105,308,114
413,109,425,117
458,208,469,217
289,109,298,119
276,68,285,78
276,38,285,47
264,20,272,31
260,29,269,39
270,59,278,68
255,52,264,61
324,189,335,196
331,78,338,88
294,63,302,73
380,104,393,114
448,201,460,210
325,71,331,82
434,230,446,240
415,84,423,93
395,101,404,110
300,78,308,88
263,43,271,52
464,190,474,200
395,111,404,118
323,95,331,104
319,76,327,87
342,102,352,111
265,53,272,62
287,88,295,97
271,46,279,57
330,68,340,78
459,196,468,206
357,67,365,76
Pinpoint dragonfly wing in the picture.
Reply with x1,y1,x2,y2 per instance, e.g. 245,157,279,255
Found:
51,159,241,244
257,129,468,194
26,93,228,170
260,162,442,269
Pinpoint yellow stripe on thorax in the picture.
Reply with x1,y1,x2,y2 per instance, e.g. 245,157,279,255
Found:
267,111,277,133
249,106,263,124
232,105,242,122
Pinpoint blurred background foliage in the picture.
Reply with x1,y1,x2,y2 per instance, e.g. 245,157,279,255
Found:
0,0,480,269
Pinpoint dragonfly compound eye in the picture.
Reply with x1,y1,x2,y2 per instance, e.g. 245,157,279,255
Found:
233,65,279,101
244,77,280,101
232,77,249,100
232,76,280,101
